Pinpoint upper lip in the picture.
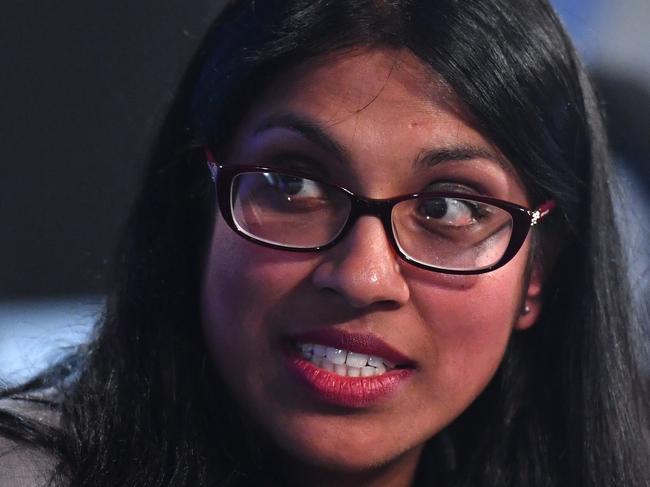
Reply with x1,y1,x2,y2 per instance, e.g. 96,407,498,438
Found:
286,328,416,368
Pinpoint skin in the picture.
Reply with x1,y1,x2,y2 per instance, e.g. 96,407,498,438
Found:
201,48,544,487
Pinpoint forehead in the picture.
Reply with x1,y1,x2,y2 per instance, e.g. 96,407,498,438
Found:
286,48,448,109
255,48,481,141
231,47,522,200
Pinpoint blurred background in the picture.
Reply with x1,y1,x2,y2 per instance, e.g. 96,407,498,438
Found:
1,0,648,384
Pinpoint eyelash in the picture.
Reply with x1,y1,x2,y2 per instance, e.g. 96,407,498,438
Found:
424,180,483,196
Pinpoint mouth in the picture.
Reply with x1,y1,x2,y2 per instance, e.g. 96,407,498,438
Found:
283,329,416,408
295,342,398,377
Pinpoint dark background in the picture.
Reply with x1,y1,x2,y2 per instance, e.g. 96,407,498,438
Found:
1,1,226,298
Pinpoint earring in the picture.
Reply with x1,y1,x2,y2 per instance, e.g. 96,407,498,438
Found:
522,305,531,316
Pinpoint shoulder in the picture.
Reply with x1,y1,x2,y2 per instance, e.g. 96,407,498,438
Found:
0,392,61,487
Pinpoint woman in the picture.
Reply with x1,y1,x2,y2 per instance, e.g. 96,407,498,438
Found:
1,1,648,486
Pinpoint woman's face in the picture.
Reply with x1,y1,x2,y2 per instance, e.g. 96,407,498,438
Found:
201,49,543,479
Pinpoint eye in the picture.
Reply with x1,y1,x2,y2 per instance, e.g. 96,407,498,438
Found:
416,180,489,228
240,171,335,214
417,197,482,227
263,173,325,199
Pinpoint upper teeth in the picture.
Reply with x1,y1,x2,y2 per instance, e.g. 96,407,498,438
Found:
298,342,395,377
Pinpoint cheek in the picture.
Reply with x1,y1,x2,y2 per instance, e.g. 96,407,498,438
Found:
200,218,315,369
204,220,295,315
409,267,524,402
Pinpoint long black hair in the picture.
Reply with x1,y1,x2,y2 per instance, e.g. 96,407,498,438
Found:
2,1,648,485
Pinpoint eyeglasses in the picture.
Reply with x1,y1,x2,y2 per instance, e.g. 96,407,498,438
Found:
207,163,554,275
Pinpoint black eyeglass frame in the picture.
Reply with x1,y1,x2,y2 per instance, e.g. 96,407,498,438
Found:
208,163,555,275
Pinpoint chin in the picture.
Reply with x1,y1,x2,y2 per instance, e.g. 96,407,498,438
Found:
265,414,425,475
286,441,404,473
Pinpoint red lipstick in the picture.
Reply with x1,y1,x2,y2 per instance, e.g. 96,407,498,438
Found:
283,329,415,408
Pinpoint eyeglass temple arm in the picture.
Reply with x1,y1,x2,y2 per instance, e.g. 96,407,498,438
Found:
205,149,218,181
529,200,556,226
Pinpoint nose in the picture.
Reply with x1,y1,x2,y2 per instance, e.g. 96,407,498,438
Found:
311,216,410,308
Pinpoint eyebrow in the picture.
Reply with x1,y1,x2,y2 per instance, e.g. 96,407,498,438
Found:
414,145,507,170
254,113,349,164
254,112,507,171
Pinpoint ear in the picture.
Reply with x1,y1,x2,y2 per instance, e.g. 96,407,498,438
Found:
514,260,544,330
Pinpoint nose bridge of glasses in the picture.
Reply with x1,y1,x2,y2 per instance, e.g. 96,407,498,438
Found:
347,195,395,234
350,194,393,217
330,198,405,285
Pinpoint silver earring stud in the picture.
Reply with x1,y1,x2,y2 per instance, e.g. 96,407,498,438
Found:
522,305,531,315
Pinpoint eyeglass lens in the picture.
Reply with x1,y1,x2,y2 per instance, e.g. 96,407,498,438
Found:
229,170,514,272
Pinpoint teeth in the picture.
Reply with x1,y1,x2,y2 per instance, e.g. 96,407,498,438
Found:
334,363,348,377
347,366,361,377
367,356,383,368
361,366,376,377
297,342,396,376
345,351,369,368
325,347,347,365
313,344,327,357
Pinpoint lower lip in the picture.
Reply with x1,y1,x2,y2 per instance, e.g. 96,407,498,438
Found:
284,349,413,408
